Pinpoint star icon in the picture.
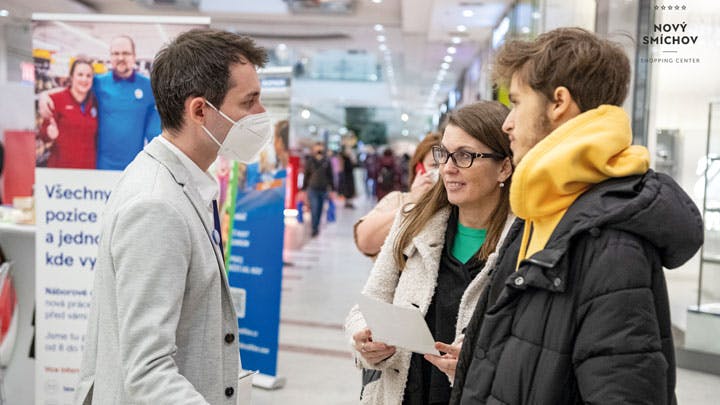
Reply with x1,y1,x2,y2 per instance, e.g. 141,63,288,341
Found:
661,5,666,10
682,5,686,10
675,5,680,9
655,5,659,10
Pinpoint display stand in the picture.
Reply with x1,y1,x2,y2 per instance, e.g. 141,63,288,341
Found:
252,373,287,390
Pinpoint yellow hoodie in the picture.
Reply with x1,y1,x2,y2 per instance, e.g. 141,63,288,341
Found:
511,105,650,269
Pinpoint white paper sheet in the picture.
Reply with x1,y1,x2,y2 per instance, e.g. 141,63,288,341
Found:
237,370,257,404
358,295,440,355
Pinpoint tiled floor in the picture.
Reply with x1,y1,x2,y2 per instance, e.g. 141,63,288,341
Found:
252,194,720,404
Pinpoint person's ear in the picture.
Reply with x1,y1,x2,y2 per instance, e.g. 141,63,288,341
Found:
498,156,513,183
187,97,207,126
548,86,581,125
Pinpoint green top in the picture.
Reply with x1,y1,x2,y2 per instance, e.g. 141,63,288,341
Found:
451,222,487,264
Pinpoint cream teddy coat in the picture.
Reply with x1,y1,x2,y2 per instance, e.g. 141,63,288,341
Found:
345,206,515,405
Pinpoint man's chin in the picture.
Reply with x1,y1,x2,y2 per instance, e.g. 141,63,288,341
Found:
510,148,524,166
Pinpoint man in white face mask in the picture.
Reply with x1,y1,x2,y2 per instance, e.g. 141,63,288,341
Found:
77,29,268,405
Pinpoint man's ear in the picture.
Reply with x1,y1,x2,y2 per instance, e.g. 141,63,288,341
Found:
187,97,207,126
548,86,581,126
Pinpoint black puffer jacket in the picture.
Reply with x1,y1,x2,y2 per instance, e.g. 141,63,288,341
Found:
451,170,703,405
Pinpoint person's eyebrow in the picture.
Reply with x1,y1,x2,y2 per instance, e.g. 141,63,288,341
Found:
242,91,260,101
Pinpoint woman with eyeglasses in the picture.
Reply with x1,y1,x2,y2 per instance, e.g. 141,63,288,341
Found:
345,101,515,405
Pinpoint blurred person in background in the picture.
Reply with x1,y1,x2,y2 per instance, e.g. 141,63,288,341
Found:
38,58,98,169
354,132,441,257
400,152,411,190
374,148,402,200
339,147,357,208
300,142,336,237
363,145,379,198
346,101,515,405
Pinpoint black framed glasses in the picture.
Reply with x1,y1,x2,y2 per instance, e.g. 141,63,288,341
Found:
432,145,505,168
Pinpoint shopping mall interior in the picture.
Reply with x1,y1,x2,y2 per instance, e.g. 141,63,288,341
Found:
0,0,719,404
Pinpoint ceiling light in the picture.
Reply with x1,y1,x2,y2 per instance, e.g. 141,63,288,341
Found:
277,43,287,50
463,10,474,17
372,0,383,4
447,46,457,55
441,62,450,70
532,12,542,20
374,24,384,31
402,129,409,136
401,113,409,122
377,35,386,42
301,109,311,119
433,84,440,90
521,26,531,34
369,74,378,81
0,9,8,17
444,55,453,63
457,25,467,32
308,125,317,132
451,36,462,44
339,127,348,134
379,44,387,51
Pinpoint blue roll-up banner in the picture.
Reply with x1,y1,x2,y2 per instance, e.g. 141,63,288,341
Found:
227,171,286,378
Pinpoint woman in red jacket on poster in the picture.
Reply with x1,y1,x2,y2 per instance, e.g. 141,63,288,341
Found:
39,58,98,169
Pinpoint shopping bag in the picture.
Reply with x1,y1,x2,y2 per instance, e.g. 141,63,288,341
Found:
296,201,304,223
326,198,336,223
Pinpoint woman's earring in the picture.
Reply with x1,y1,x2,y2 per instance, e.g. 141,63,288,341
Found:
499,181,505,188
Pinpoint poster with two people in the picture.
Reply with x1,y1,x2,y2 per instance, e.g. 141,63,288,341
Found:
33,15,211,171
31,14,209,405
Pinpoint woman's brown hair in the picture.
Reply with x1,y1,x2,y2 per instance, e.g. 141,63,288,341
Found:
393,101,512,268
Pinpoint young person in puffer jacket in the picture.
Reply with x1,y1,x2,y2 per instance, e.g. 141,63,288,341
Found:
450,27,703,405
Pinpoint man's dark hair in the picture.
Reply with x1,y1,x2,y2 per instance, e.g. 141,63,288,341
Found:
151,28,268,132
493,27,630,112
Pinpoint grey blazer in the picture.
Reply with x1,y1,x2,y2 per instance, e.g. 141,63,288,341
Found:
76,138,240,404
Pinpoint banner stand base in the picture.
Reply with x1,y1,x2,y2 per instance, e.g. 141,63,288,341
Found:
252,373,286,390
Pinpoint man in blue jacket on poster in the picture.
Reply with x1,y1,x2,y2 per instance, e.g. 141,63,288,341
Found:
93,35,161,170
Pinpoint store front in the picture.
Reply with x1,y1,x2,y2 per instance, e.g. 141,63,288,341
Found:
644,0,720,372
